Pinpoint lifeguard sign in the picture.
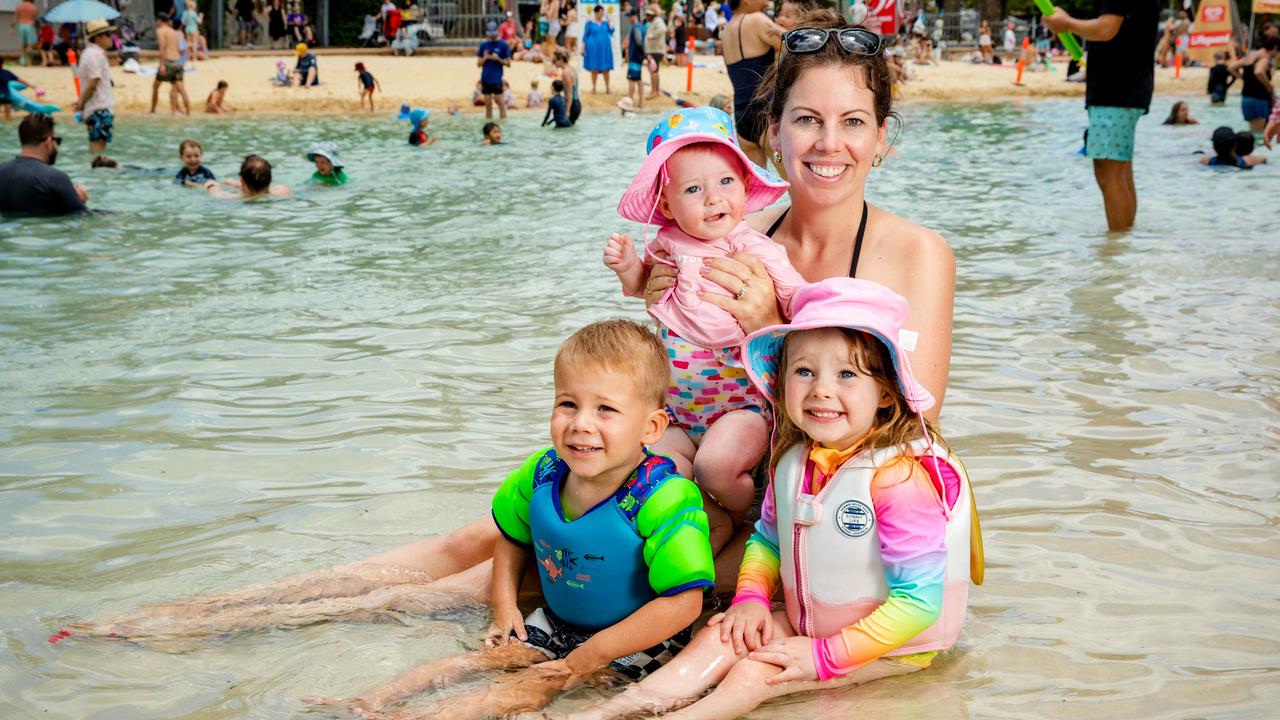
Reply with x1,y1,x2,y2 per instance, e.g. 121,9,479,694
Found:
1187,0,1240,65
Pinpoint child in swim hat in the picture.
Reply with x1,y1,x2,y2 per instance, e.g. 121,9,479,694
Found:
605,106,805,550
580,278,980,719
305,141,347,185
405,108,436,147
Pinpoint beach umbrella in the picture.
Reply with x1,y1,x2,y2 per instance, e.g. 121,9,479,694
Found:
43,0,121,24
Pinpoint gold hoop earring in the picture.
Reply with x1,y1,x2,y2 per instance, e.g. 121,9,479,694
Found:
871,154,883,168
772,151,783,164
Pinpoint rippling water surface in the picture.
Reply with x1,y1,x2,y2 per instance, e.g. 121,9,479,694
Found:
1,100,1276,719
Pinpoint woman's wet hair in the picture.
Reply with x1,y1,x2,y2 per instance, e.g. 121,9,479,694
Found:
755,9,895,128
1163,101,1187,125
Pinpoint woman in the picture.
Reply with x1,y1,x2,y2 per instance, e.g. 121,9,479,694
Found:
582,4,614,93
65,9,954,649
721,0,782,165
1162,100,1198,126
563,0,581,54
1232,37,1278,132
267,0,286,50
552,48,581,124
978,19,994,63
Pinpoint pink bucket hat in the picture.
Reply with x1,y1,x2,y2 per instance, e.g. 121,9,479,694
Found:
617,106,789,225
741,278,935,413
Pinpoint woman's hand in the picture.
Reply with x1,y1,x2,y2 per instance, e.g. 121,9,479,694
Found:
642,250,677,309
698,252,783,334
749,635,819,685
707,601,773,655
485,605,527,647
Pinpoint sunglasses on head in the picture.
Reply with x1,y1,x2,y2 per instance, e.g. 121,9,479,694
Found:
782,27,883,56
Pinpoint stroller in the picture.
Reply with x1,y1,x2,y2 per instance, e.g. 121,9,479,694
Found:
359,15,386,47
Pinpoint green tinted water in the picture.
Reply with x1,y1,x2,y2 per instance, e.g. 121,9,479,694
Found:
1,101,1276,718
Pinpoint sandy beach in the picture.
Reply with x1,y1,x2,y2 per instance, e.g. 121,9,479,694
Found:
8,52,1211,117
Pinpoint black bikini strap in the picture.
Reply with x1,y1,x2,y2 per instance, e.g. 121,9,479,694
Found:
765,207,789,238
850,201,868,278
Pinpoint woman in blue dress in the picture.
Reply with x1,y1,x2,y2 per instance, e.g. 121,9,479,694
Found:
582,4,615,94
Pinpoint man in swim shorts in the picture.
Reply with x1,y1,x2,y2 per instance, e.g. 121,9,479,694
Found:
13,0,39,66
75,20,117,156
1046,1,1158,232
151,12,191,115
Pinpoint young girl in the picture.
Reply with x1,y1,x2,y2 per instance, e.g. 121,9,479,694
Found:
574,277,981,720
605,106,804,551
355,61,381,111
181,0,203,61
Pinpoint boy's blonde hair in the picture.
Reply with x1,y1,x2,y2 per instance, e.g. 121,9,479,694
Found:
554,319,669,409
178,138,202,155
770,328,938,474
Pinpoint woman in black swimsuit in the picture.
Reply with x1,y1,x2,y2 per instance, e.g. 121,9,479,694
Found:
721,0,782,165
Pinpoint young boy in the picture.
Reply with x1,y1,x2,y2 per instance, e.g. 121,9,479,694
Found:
175,138,216,186
310,319,714,718
355,62,381,111
306,141,348,185
481,121,503,145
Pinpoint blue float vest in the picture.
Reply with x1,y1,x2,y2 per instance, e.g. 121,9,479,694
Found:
527,449,678,630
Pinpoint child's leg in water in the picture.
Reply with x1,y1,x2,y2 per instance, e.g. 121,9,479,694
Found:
306,642,549,713
568,611,922,720
59,520,502,641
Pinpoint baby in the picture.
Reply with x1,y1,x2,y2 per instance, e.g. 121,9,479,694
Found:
604,106,804,550
526,77,544,108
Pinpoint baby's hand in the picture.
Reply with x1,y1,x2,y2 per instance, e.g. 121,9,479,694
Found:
485,605,527,648
708,601,773,655
603,232,640,274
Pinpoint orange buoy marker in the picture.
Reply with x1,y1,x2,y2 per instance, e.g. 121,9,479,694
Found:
1174,52,1182,80
1015,57,1027,85
686,37,695,92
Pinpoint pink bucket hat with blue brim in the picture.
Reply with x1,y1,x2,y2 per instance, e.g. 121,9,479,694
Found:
617,106,789,225
741,277,935,413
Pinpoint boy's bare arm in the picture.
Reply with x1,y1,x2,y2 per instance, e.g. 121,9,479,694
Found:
486,537,530,643
564,589,703,674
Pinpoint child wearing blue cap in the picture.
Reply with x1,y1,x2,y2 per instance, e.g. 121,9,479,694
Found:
406,108,437,147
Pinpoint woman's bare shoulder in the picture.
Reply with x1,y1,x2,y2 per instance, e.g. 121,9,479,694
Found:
870,206,953,272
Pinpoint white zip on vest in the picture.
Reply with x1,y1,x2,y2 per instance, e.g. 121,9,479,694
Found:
794,494,822,526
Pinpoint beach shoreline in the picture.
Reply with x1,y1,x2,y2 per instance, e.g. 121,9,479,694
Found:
6,53,1211,118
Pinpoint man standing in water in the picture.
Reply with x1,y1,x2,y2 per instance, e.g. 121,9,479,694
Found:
0,113,88,215
75,20,117,157
151,12,192,115
1045,1,1159,232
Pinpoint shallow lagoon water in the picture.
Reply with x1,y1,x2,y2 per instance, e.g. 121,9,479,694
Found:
1,99,1277,719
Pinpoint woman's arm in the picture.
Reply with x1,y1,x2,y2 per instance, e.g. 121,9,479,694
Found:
887,225,954,423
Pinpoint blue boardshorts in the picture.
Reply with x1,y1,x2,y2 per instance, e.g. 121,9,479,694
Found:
1242,97,1271,122
517,607,691,681
1085,105,1145,161
85,109,114,144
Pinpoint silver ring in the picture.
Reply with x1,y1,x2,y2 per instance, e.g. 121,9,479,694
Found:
734,283,748,300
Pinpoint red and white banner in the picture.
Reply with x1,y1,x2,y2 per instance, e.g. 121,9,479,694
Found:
1253,1,1280,13
1189,31,1232,48
864,0,897,36
1188,0,1238,64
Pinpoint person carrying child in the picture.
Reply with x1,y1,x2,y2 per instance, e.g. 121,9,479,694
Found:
306,141,348,185
355,62,381,111
175,138,216,186
307,319,715,718
573,278,979,720
604,106,804,553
